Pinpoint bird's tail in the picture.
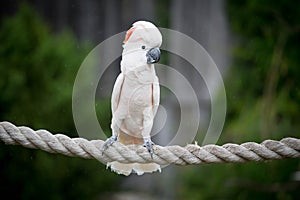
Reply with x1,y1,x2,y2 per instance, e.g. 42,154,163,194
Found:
106,130,160,176
107,161,161,176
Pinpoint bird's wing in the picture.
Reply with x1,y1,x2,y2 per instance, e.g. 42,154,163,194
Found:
111,73,125,113
152,76,160,116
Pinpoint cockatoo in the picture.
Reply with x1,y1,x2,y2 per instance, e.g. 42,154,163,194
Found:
102,21,162,176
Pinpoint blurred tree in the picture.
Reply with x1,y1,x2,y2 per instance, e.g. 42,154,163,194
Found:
0,4,118,199
179,0,300,199
226,0,300,142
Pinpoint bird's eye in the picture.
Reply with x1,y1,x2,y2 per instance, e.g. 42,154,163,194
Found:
141,45,146,49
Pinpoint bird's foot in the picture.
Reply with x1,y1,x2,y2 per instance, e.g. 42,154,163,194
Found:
143,139,155,158
102,135,117,154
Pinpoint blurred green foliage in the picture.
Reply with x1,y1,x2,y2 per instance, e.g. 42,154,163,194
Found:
179,1,300,199
226,0,300,142
0,4,118,199
0,4,80,133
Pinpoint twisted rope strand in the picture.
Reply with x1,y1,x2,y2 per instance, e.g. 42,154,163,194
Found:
0,121,299,165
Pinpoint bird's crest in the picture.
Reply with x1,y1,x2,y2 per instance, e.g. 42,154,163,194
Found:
123,27,136,43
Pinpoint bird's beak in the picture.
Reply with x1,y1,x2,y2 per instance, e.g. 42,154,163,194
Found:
146,47,161,64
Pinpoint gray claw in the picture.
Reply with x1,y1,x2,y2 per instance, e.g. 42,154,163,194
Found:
143,139,155,158
102,135,117,153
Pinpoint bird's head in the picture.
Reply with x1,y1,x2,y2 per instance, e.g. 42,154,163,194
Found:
123,21,162,64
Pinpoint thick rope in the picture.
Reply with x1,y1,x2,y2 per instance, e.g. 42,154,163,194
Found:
0,121,299,165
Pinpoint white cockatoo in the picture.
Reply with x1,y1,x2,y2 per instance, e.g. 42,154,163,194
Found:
102,21,162,176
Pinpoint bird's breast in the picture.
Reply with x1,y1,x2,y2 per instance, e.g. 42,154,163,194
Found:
129,84,152,107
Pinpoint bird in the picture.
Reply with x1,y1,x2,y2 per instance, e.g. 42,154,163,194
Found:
102,21,162,176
